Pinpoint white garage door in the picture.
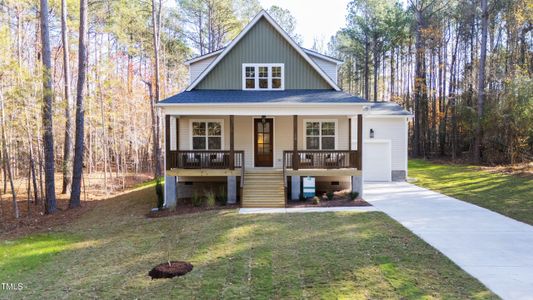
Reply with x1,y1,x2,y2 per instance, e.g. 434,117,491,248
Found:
363,140,392,182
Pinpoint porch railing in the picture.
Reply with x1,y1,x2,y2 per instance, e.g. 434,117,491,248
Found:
283,150,360,170
167,150,245,170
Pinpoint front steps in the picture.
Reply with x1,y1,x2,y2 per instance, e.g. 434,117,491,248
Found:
242,169,285,208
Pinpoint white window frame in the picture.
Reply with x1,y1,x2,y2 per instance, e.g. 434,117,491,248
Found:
189,119,225,150
242,63,285,91
303,119,338,150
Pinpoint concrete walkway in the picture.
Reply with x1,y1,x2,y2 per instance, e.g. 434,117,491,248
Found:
365,182,533,300
239,206,376,214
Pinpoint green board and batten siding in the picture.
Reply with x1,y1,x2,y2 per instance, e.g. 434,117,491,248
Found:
196,17,332,90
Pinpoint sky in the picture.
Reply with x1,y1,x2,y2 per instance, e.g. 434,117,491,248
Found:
259,0,351,49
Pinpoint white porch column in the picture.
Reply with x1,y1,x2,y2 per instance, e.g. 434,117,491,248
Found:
291,176,300,200
164,175,177,208
164,115,178,209
351,175,363,197
227,176,237,204
353,114,364,198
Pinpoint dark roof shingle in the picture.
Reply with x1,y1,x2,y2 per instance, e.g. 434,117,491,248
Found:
159,89,412,116
159,90,368,104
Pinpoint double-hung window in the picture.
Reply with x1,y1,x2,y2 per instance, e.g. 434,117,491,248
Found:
305,120,336,150
243,64,284,90
191,120,223,150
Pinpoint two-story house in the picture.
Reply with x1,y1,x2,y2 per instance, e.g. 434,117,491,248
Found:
157,10,412,208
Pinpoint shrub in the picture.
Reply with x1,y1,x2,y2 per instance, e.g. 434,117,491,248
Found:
349,191,359,200
155,178,164,209
205,190,216,208
312,196,320,205
326,191,334,201
216,185,227,205
191,191,203,207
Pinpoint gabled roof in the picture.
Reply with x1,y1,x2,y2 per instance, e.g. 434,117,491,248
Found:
186,10,341,91
303,48,343,64
184,48,225,65
184,47,343,66
159,90,367,104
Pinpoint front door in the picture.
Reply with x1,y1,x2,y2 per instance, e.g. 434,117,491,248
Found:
254,118,274,167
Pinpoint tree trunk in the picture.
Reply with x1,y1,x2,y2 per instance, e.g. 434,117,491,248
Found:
430,49,437,155
151,0,162,179
70,0,88,208
24,96,39,206
364,35,370,100
438,41,447,155
373,47,379,102
450,36,460,160
40,0,57,214
474,0,488,163
413,9,428,158
0,93,18,218
61,0,73,194
390,47,395,101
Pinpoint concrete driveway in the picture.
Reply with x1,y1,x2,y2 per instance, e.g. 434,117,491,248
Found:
364,182,533,300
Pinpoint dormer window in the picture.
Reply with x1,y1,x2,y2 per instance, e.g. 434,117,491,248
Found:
242,64,284,90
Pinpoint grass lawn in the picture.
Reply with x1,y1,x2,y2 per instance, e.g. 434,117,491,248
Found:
0,184,496,299
409,159,533,225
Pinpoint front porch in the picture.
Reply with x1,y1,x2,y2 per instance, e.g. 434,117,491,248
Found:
163,112,364,208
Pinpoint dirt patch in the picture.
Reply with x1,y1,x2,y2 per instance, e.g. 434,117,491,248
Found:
146,203,239,218
0,202,98,239
287,196,371,208
424,158,533,179
0,172,152,239
148,261,193,279
478,162,533,179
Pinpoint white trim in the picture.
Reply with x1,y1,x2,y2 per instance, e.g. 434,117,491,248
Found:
251,117,275,167
186,10,340,91
189,119,225,150
365,114,414,118
184,48,225,65
242,63,285,91
157,102,369,107
303,49,344,64
160,105,366,116
302,119,338,150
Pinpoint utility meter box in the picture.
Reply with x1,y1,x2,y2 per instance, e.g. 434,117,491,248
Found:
303,176,315,198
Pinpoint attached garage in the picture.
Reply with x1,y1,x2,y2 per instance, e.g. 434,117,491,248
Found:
359,104,412,182
363,140,392,181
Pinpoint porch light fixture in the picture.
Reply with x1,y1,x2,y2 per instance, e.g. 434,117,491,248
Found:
369,129,375,139
261,115,266,125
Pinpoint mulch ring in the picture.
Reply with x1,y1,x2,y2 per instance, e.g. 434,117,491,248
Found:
149,261,193,279
287,197,371,208
146,204,239,218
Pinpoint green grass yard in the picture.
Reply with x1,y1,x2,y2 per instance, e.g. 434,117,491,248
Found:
409,159,533,225
0,184,496,299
